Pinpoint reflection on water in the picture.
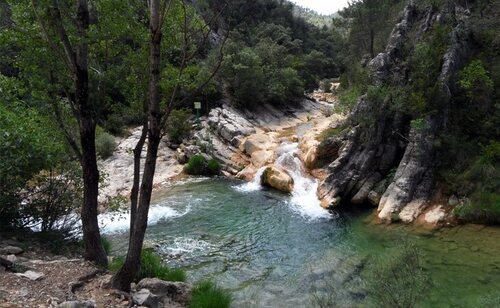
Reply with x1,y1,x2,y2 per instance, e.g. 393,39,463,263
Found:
106,178,500,307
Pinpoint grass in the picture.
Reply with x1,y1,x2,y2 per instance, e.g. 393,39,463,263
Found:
108,248,186,282
317,125,347,143
101,236,112,255
454,190,500,225
189,281,231,308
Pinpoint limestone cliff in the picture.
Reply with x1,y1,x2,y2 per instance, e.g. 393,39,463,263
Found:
318,1,476,223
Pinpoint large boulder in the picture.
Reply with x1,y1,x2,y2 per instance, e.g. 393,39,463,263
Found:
135,278,191,307
243,133,273,156
261,166,294,193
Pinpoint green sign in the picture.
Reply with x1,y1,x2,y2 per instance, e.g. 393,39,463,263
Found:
194,102,201,109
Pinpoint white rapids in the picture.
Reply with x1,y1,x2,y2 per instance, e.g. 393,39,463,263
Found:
235,142,332,220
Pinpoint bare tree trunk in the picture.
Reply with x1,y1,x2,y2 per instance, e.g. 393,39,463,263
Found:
75,0,108,267
112,0,163,291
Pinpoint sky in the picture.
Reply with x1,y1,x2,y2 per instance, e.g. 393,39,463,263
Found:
289,0,349,15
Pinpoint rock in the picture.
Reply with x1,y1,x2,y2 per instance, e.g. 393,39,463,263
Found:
207,106,256,143
0,246,23,255
367,191,382,206
132,289,160,307
261,166,294,193
16,270,45,281
250,150,275,167
184,145,201,159
4,254,17,263
58,300,96,308
175,149,187,164
136,278,191,306
448,195,459,206
243,134,273,156
424,205,447,225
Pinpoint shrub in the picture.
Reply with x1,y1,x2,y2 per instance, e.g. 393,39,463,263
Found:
184,155,208,175
458,59,494,103
109,249,186,282
189,281,231,308
184,155,221,176
207,159,221,175
166,109,192,144
95,130,117,159
22,163,83,236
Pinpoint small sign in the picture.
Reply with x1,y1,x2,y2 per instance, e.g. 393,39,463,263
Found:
194,102,201,109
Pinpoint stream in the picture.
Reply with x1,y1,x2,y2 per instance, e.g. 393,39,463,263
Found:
102,141,500,307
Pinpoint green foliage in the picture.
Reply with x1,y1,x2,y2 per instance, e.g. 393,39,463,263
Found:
101,237,112,255
189,281,231,308
337,86,363,113
207,159,221,175
317,125,347,143
95,129,117,159
458,59,494,102
166,108,192,144
184,155,220,176
139,249,186,282
184,155,209,175
364,240,431,307
0,102,65,229
109,249,186,282
454,190,500,225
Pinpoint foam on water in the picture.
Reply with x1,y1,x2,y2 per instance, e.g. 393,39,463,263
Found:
275,143,332,220
233,167,266,192
99,205,191,234
158,237,213,256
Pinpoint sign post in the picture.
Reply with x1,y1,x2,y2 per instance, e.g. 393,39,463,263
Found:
194,101,201,124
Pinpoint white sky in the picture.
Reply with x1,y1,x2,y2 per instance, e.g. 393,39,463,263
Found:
290,0,349,15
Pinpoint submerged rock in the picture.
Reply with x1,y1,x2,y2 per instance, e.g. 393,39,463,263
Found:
261,166,294,193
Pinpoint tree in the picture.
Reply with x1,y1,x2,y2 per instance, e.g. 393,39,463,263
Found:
111,0,225,291
31,0,108,266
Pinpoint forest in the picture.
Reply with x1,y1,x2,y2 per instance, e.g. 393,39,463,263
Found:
0,0,499,307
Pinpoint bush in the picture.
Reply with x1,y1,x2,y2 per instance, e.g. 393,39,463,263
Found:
207,159,221,175
22,163,83,236
109,249,186,282
458,59,494,103
0,104,64,229
95,130,117,159
189,281,231,308
184,155,220,176
166,109,192,144
184,155,208,175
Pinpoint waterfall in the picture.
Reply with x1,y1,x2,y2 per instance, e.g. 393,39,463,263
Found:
275,143,331,220
236,142,332,220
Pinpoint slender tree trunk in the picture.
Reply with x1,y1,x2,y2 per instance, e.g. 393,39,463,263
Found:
75,0,108,267
369,27,375,58
112,0,163,291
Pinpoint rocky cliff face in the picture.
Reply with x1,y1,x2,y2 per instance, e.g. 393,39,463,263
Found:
318,2,474,224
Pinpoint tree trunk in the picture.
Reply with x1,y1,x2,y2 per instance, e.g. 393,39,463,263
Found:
112,0,163,291
75,0,107,267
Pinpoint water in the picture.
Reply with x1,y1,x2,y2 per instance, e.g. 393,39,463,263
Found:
104,142,500,307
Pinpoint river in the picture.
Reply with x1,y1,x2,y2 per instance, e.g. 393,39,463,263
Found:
101,142,500,307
